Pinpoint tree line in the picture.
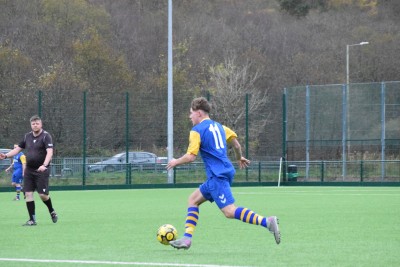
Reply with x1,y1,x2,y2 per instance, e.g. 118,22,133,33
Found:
0,0,399,159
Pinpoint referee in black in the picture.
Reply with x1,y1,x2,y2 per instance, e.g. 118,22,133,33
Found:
0,115,58,226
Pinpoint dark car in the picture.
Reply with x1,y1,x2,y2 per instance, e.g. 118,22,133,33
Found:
88,151,158,172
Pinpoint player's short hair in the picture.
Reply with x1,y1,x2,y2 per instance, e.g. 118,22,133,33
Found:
191,97,211,114
30,115,42,122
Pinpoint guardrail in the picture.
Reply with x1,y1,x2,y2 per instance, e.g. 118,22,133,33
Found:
1,160,398,187
284,160,400,182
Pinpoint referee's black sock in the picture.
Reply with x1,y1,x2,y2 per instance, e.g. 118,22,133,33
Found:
26,201,36,221
43,197,55,213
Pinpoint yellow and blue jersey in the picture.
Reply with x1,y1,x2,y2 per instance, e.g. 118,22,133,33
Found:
12,152,25,183
187,118,237,180
13,152,26,172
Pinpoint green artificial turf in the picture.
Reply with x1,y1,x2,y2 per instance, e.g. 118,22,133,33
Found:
0,187,399,267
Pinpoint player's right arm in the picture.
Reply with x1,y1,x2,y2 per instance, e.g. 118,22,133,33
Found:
166,130,199,170
167,153,197,170
5,162,13,173
0,146,23,160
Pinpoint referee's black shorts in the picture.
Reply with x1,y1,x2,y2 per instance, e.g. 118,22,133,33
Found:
24,166,50,195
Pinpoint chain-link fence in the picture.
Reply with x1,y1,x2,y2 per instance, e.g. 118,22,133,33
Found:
0,88,283,186
1,82,399,187
0,89,280,156
284,81,400,180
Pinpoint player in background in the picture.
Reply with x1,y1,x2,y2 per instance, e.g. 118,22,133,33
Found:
167,97,280,250
0,115,58,226
5,144,26,201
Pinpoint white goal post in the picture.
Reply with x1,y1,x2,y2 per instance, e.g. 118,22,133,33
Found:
278,157,283,187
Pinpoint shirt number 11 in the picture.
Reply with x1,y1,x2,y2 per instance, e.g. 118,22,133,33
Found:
209,124,225,149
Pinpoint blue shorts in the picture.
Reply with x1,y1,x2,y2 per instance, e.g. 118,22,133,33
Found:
199,177,235,209
12,170,23,184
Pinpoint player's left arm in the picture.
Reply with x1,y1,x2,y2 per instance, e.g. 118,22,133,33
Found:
223,126,250,169
38,133,54,172
43,148,53,167
38,147,53,172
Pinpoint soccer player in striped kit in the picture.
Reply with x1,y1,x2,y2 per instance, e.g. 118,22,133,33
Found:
167,97,280,249
5,144,26,201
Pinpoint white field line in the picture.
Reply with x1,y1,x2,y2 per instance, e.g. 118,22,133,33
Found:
0,258,251,267
235,189,400,196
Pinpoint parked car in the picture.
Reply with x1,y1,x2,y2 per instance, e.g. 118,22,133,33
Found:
157,156,168,165
0,148,11,171
156,156,168,172
88,151,158,172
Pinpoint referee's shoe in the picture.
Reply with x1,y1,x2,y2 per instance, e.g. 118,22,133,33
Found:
22,220,37,226
51,211,58,223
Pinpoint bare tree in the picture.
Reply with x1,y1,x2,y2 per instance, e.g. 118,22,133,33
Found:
208,52,270,134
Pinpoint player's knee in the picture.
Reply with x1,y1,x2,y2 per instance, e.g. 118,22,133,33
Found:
222,210,234,218
187,189,204,206
39,194,49,201
25,192,34,200
188,195,198,206
221,205,236,218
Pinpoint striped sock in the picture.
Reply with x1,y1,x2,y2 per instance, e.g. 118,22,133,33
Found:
234,207,267,228
184,206,199,238
16,186,21,197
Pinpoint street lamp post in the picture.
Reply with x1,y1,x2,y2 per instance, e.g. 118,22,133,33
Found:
344,41,369,179
346,42,369,85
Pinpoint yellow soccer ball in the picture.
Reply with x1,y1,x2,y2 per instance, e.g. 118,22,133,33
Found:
157,224,178,245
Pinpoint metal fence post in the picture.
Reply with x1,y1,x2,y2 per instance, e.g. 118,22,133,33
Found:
381,82,386,181
342,84,347,180
126,163,132,184
126,92,130,183
305,85,310,180
282,89,287,181
245,93,249,181
360,160,364,182
82,91,87,186
321,160,324,182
